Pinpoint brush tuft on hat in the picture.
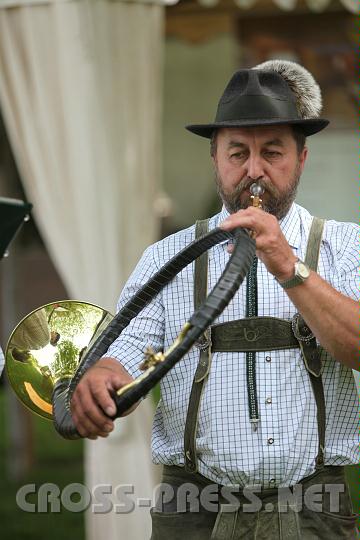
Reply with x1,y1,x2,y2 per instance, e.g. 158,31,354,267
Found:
254,60,322,120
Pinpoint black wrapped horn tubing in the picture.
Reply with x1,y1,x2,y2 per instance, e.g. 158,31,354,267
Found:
52,226,256,439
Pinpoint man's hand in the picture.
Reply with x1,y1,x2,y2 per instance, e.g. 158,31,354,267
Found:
220,207,297,281
70,357,137,439
220,206,359,369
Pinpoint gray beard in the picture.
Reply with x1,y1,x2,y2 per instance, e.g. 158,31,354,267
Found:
215,166,301,220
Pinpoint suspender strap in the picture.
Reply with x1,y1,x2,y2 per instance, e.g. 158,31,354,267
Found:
305,217,325,270
183,216,327,472
301,216,326,468
184,219,211,473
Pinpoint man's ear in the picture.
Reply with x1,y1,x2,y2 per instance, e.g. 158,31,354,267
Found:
299,146,308,174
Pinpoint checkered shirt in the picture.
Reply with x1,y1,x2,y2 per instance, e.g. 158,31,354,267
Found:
106,203,359,488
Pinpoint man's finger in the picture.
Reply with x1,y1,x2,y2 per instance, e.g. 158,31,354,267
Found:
73,407,111,438
89,375,122,417
79,385,115,431
73,402,112,437
220,215,255,232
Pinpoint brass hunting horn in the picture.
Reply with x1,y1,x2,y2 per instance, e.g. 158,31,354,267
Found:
5,185,264,440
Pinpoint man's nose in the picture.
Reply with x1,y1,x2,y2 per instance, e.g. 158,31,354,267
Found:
246,154,264,180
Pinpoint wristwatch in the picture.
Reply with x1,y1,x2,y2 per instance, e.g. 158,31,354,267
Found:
277,259,311,289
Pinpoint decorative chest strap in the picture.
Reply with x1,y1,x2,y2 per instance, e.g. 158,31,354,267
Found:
184,216,326,473
211,316,299,352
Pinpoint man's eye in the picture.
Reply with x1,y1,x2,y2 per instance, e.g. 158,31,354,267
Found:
264,151,281,158
230,152,246,159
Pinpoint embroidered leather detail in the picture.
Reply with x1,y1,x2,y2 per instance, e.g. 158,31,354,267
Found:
211,317,299,352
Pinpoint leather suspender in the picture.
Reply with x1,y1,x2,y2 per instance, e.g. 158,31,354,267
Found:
184,219,211,473
300,217,326,468
184,217,326,474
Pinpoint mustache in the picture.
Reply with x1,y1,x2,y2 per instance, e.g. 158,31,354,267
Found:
214,163,301,219
233,178,280,198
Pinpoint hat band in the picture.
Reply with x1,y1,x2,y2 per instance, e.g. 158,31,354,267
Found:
215,95,300,122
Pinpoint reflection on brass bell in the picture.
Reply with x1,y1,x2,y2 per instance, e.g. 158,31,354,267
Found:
5,301,113,420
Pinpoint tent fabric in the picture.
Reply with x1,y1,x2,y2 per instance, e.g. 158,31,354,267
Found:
0,1,163,538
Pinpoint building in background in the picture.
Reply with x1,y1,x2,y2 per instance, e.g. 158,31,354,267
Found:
163,0,358,231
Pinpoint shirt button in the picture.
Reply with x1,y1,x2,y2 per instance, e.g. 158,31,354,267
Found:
265,356,271,362
269,478,276,485
267,438,274,445
266,397,272,404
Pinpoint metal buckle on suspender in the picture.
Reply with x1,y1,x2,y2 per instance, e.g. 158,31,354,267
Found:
291,313,315,343
194,330,212,351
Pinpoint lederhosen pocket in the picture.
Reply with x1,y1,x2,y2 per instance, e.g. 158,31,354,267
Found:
296,466,359,540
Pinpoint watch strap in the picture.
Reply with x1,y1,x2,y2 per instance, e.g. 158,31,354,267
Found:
278,270,304,289
277,260,309,289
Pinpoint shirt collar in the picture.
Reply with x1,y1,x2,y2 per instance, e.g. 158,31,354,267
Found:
216,203,301,249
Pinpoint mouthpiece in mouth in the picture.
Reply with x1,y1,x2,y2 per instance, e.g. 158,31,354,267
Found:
250,183,264,197
250,183,264,209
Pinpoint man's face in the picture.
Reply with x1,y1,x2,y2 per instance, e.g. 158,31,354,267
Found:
212,125,307,220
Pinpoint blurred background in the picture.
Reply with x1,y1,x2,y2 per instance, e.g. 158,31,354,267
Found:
0,0,358,539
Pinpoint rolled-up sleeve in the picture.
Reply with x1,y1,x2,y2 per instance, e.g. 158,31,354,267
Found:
105,243,165,380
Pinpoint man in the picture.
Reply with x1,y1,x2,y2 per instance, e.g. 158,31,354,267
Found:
71,60,359,539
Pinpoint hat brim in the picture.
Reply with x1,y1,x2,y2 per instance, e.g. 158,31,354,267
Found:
186,118,329,138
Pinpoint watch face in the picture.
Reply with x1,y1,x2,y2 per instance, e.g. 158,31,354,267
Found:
296,261,310,279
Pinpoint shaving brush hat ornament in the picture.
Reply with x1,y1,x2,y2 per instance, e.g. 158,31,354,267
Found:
186,60,329,138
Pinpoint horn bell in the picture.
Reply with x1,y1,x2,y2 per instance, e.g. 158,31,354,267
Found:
5,301,113,420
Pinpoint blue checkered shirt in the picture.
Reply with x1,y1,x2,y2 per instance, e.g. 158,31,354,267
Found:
107,203,359,488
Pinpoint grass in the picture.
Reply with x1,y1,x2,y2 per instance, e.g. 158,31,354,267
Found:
0,388,85,540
